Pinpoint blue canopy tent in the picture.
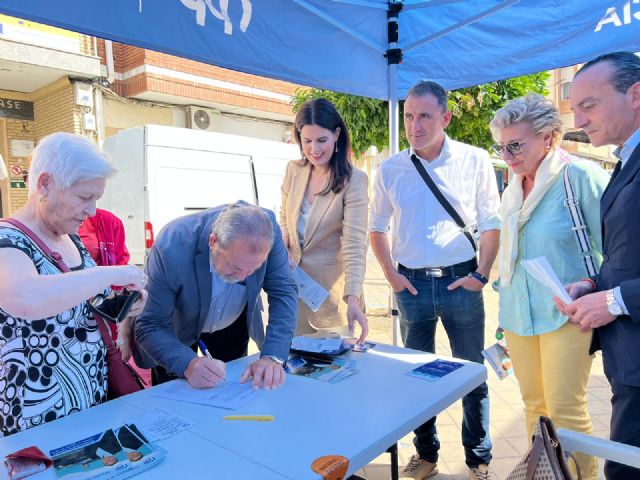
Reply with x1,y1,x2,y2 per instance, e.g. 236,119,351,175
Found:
0,0,639,153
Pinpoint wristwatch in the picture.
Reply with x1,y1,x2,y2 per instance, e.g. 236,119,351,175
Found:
468,271,489,285
606,289,623,316
261,355,285,366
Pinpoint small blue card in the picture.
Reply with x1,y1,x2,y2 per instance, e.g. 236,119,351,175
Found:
407,359,464,382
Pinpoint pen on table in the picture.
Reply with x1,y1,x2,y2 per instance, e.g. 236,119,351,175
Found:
198,339,227,385
223,415,274,422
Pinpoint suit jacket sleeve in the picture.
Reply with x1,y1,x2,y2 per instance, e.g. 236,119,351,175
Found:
135,238,197,376
260,218,297,360
341,170,369,300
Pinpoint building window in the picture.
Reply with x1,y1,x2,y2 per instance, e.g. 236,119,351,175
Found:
560,82,571,100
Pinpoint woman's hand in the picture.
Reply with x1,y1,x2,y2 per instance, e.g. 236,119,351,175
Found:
118,290,147,362
117,316,133,362
126,289,148,318
346,295,369,343
107,265,147,291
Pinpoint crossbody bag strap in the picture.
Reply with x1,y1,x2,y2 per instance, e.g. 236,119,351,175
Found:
562,164,598,277
1,218,72,273
410,154,477,252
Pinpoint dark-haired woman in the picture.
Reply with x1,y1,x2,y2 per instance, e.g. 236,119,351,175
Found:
279,98,369,342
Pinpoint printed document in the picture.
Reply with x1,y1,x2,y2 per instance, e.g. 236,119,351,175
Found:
291,335,343,353
152,380,261,410
127,408,194,442
521,256,572,304
291,266,329,312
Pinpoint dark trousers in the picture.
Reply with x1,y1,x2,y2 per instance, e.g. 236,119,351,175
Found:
152,307,249,386
395,270,492,468
605,379,640,479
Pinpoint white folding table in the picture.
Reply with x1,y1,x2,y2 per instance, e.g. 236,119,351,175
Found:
0,343,486,479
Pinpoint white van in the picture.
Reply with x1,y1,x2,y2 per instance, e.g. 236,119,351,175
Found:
99,125,300,265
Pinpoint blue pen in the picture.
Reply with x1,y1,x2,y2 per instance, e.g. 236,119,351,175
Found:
198,340,227,384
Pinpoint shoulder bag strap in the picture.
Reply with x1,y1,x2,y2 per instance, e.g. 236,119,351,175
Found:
562,165,598,277
1,218,72,273
410,154,477,252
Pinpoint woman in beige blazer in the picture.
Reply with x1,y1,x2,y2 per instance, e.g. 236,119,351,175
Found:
280,98,369,341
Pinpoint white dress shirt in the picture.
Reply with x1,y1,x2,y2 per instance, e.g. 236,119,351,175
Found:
369,136,501,268
202,262,248,333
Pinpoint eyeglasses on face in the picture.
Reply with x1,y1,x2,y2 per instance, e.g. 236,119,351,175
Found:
492,138,530,157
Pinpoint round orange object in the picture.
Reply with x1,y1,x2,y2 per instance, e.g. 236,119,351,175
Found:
311,455,350,480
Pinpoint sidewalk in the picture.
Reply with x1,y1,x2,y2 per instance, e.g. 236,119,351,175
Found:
355,249,612,479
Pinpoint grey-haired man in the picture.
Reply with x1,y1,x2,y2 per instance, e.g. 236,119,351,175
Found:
135,202,297,390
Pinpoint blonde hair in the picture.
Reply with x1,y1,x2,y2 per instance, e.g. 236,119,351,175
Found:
490,93,563,147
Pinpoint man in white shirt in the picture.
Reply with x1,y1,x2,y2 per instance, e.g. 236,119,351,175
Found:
559,51,640,480
369,81,501,480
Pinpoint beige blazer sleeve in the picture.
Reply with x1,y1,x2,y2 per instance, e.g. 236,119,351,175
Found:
341,168,369,300
279,161,293,246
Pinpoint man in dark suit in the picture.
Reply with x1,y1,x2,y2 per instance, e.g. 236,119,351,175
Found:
559,51,640,479
135,201,297,390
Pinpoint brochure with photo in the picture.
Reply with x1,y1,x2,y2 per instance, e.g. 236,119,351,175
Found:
286,355,358,383
482,342,513,380
50,424,165,479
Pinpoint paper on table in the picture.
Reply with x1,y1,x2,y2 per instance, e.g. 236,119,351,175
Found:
127,408,194,441
152,380,261,410
291,335,343,353
521,256,572,304
291,266,329,312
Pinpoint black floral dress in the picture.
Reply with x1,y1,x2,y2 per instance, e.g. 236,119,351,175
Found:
0,226,108,436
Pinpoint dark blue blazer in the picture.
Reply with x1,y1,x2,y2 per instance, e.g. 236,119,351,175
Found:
591,144,640,386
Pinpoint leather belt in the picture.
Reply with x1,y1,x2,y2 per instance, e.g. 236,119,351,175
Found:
398,258,478,278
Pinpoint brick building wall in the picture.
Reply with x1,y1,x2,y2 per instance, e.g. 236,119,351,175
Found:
33,79,84,140
97,41,297,117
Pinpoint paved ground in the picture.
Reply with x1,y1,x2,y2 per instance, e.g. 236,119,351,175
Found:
352,250,612,480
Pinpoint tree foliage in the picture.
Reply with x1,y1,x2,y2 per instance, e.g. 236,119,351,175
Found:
291,89,394,158
447,72,549,150
291,71,550,157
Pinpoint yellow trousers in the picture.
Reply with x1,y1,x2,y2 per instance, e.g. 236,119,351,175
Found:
504,323,597,480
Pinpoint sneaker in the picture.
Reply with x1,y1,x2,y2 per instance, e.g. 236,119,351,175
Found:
468,464,491,480
400,454,438,479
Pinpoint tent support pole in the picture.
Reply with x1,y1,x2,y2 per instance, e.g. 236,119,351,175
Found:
388,65,399,156
386,1,402,346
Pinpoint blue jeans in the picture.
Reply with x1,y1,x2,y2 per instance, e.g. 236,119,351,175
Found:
395,269,492,468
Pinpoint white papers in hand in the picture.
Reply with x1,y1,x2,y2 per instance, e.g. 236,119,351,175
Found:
291,266,329,312
152,380,261,410
521,256,572,304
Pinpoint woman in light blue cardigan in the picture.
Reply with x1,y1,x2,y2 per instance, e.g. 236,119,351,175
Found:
491,93,609,480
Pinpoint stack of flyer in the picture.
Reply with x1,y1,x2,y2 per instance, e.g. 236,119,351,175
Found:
50,424,165,479
285,355,358,383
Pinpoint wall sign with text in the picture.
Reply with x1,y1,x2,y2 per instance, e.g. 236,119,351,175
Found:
0,98,34,121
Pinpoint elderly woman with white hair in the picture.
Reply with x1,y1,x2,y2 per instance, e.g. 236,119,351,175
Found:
0,132,147,436
490,93,609,479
